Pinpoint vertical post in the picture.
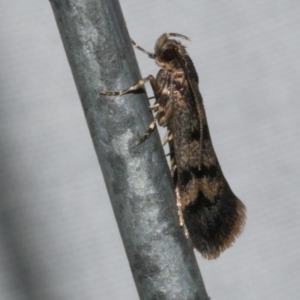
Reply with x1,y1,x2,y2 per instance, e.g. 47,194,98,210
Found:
50,0,210,299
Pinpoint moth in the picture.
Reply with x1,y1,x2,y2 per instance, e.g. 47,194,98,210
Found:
101,33,246,259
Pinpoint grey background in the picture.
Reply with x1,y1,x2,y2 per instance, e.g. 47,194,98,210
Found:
0,1,299,299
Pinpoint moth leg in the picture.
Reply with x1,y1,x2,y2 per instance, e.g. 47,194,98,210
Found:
170,161,176,178
162,130,169,146
176,187,189,237
100,75,160,96
135,118,157,146
100,76,162,146
149,103,159,111
162,130,173,146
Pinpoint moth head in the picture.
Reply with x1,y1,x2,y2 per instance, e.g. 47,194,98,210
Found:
154,33,190,69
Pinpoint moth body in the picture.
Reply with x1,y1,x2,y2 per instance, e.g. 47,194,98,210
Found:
101,33,246,259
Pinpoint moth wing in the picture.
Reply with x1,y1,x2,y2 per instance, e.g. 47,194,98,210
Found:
174,49,246,259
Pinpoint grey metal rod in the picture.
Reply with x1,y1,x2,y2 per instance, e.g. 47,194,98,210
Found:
50,0,209,299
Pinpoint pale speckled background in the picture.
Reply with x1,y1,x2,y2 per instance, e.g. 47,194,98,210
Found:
0,1,299,299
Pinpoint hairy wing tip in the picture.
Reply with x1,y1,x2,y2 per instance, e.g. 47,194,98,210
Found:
198,198,246,260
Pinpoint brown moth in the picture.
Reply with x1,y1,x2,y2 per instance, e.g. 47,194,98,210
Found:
101,33,246,259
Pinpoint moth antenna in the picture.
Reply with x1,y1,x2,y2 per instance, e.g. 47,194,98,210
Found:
131,39,155,59
168,33,191,42
149,103,159,111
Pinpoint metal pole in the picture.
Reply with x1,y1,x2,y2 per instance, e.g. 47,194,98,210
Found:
50,0,209,299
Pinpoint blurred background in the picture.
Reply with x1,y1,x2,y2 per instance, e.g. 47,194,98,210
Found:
0,1,299,299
